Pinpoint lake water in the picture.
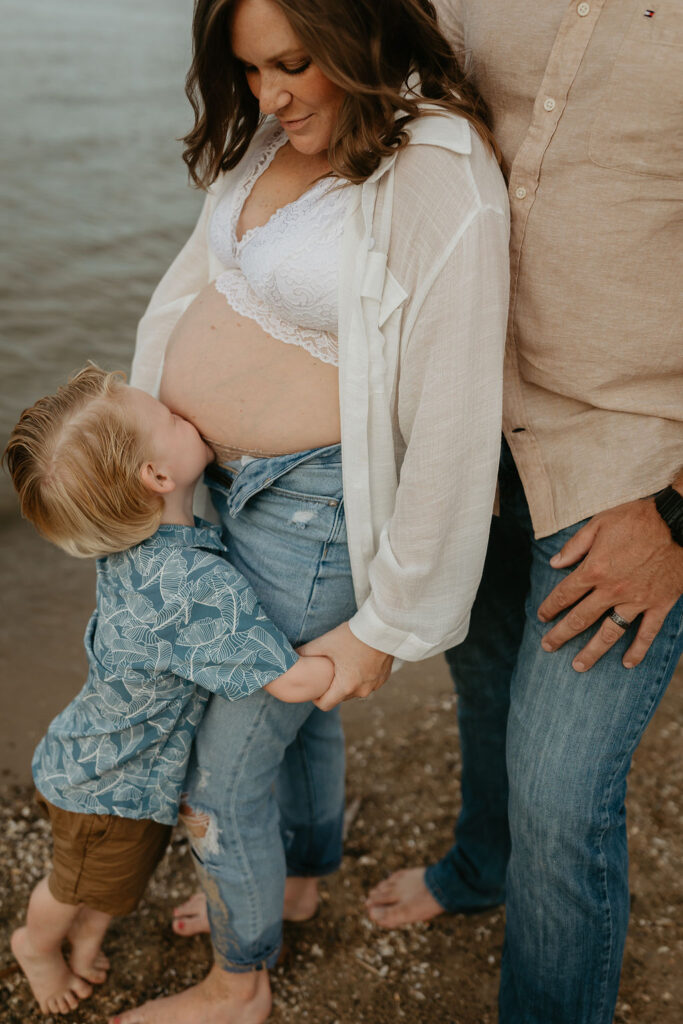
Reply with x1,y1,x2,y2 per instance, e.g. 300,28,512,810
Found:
0,0,205,776
0,0,203,514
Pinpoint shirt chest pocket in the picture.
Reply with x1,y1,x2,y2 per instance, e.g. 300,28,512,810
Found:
588,1,683,179
362,257,407,398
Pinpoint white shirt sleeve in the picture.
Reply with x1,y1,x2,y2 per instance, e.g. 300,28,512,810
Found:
130,190,215,395
349,203,509,659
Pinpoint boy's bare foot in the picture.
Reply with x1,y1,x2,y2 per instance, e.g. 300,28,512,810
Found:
67,906,112,983
109,962,271,1024
11,925,94,1014
365,867,445,928
70,948,110,985
172,878,319,937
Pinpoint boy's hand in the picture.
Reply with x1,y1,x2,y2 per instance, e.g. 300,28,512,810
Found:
265,654,334,703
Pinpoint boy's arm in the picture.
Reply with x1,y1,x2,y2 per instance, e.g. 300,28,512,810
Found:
170,562,330,702
265,654,335,703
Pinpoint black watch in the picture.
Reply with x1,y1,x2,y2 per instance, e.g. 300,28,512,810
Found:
654,486,683,547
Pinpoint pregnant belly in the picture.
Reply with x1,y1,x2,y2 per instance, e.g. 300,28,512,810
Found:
160,282,341,456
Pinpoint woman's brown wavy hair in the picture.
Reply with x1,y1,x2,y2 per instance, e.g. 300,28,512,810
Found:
182,0,498,188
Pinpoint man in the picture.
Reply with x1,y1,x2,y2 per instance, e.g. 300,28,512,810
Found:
366,2,683,1021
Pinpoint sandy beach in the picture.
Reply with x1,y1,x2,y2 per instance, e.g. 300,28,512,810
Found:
2,2,680,1016
1,519,681,1022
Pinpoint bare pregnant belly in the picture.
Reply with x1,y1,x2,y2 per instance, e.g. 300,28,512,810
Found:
160,283,341,456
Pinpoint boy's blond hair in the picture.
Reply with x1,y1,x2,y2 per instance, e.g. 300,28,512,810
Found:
3,365,163,558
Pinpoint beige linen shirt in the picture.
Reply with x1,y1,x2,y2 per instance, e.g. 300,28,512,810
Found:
437,0,683,537
131,113,510,660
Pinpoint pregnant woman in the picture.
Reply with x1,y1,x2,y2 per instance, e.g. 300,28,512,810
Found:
117,0,509,1021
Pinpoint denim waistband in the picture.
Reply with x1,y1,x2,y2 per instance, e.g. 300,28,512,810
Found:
204,443,342,519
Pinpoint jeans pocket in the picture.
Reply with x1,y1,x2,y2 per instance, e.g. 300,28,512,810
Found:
266,459,344,506
267,484,341,508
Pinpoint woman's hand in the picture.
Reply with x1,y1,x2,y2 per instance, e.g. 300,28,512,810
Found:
297,622,394,711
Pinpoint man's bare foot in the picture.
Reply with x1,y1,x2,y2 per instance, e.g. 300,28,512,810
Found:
108,962,271,1024
172,879,319,937
67,906,112,983
365,867,445,928
11,926,94,1014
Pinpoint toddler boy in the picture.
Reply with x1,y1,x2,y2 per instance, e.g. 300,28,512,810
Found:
3,365,333,1015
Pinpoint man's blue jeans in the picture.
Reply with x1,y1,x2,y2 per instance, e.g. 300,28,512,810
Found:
429,441,683,1023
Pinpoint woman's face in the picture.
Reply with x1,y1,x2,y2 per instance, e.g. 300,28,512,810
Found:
231,0,345,156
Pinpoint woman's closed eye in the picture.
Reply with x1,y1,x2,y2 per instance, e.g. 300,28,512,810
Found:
281,60,311,75
243,60,311,76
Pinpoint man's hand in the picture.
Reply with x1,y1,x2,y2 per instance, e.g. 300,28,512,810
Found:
297,622,394,711
538,497,683,672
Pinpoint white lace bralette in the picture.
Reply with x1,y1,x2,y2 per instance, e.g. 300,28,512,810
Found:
209,124,351,367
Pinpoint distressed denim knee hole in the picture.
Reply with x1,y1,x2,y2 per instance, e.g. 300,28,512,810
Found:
179,798,222,861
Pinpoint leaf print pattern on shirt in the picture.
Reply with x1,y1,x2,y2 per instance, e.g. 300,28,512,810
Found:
32,520,298,825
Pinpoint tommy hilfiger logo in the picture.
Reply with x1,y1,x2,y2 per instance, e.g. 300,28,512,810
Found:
643,8,655,15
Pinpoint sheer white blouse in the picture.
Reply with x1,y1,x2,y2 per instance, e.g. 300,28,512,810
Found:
131,111,510,661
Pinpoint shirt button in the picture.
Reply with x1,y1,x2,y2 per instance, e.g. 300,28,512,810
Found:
368,236,375,250
514,186,527,200
577,2,590,15
544,97,556,112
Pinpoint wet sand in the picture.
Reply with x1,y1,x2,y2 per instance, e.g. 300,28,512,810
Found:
0,517,96,783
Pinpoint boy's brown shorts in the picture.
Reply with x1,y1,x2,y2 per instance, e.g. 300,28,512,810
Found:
36,791,172,916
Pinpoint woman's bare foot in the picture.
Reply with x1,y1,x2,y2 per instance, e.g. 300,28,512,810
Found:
172,879,319,937
172,891,208,936
365,867,445,928
109,962,271,1024
283,877,319,922
67,905,112,983
11,926,93,1014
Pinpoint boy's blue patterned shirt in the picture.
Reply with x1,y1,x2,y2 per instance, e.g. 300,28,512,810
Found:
33,520,298,825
